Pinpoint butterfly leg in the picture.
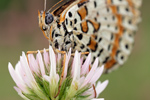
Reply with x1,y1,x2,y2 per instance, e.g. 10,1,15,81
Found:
71,52,89,56
54,50,89,98
26,49,65,63
26,49,49,63
88,65,97,97
27,49,49,55
92,84,97,98
55,51,66,98
26,49,67,98
55,49,89,56
55,49,66,54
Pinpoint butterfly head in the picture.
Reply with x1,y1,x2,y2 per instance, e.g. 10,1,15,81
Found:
38,10,54,39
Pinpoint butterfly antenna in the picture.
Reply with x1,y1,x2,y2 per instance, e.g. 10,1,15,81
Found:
44,0,47,11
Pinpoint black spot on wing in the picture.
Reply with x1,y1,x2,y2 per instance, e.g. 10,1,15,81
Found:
74,27,77,31
76,34,83,40
74,18,77,24
92,56,96,64
111,33,114,40
94,1,97,8
80,44,85,49
70,21,73,26
54,40,59,49
97,49,104,57
85,6,88,16
116,50,121,57
103,56,110,64
98,37,102,42
78,1,88,7
73,42,77,49
108,44,111,51
128,20,132,24
112,15,115,20
125,7,129,12
65,41,71,45
55,34,62,37
68,12,72,17
65,18,68,25
125,44,129,49
107,7,110,12
52,30,55,38
121,56,124,60
57,23,61,28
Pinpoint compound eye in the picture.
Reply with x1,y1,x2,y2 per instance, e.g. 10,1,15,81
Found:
45,13,54,25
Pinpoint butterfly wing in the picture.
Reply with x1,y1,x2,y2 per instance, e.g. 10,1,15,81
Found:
63,0,142,73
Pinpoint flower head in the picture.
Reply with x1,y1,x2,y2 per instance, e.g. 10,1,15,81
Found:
8,46,108,100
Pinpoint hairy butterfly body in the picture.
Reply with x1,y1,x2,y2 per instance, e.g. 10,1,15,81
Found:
38,0,142,73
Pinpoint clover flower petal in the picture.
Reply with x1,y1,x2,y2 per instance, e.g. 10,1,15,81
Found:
9,46,108,100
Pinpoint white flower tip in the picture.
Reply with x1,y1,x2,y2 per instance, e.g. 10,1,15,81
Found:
8,62,16,82
69,48,72,53
8,62,13,72
101,65,104,71
14,86,20,93
67,48,72,56
37,50,41,54
97,80,109,88
89,52,91,56
8,62,12,67
22,51,26,56
101,80,109,91
43,48,47,54
44,75,50,82
49,46,55,56
104,80,109,86
86,53,91,61
8,62,13,71
96,80,109,97
75,50,79,55
95,58,99,63
49,45,53,50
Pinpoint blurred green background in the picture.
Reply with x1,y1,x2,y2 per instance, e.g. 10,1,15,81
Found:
0,0,149,100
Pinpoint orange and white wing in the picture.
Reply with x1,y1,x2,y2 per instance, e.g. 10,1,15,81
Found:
63,0,142,73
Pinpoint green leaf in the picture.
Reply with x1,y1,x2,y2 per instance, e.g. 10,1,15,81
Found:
59,77,72,99
75,85,91,98
23,93,41,100
31,75,50,99
43,79,50,98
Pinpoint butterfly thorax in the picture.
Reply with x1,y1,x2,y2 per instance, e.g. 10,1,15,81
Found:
51,22,76,52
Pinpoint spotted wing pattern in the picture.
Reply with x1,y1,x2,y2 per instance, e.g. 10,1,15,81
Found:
62,0,142,73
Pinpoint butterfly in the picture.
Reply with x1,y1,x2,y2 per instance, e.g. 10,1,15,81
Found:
38,0,142,73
